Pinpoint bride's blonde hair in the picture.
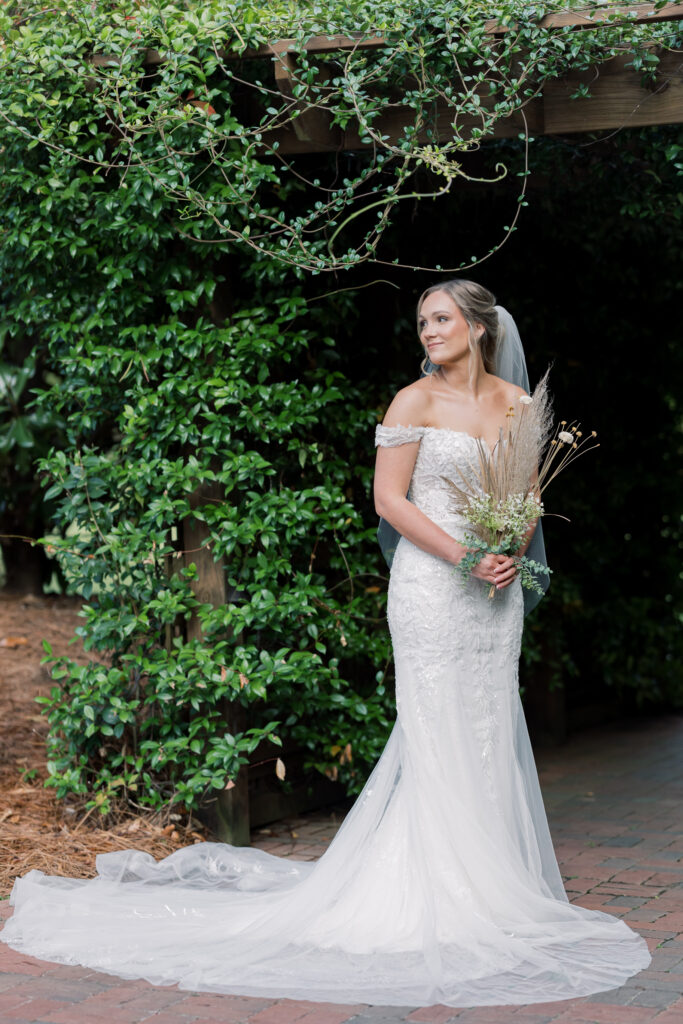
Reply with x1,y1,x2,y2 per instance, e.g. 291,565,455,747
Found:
417,278,499,380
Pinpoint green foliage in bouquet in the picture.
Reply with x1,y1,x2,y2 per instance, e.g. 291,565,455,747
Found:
458,534,551,599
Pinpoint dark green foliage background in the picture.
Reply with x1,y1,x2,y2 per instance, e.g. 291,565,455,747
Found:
0,1,681,817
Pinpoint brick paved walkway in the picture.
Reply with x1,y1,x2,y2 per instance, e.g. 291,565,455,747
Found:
1,714,681,1024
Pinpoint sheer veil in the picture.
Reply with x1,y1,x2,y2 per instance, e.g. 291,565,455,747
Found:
377,304,549,615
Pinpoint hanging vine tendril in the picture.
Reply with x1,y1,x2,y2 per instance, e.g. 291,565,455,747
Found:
0,1,681,274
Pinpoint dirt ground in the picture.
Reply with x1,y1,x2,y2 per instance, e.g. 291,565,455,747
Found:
0,593,209,897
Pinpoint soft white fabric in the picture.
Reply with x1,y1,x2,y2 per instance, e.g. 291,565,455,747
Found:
1,426,650,1006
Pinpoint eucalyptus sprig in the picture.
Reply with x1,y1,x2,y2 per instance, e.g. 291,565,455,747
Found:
458,535,551,598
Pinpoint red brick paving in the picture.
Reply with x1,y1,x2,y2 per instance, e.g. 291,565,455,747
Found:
407,1006,456,1023
1,715,682,1024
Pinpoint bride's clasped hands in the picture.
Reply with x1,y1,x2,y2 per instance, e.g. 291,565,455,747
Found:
470,552,519,590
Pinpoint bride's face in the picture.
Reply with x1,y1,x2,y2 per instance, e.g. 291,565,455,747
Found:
418,291,473,366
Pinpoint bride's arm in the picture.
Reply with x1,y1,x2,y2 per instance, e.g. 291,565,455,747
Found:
374,386,467,565
375,449,517,588
374,443,468,566
505,382,539,562
516,459,540,557
374,386,518,589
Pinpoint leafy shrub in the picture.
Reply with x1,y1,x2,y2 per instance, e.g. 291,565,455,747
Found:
32,297,394,813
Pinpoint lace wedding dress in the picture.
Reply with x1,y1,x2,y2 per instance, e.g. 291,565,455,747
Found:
1,425,650,1006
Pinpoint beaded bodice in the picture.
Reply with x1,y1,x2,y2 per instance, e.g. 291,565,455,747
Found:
375,423,487,528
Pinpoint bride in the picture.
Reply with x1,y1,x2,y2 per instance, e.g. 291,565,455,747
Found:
2,279,650,1007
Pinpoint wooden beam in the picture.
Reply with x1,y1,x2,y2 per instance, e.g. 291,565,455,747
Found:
263,47,682,154
543,48,683,132
228,3,683,60
487,1,683,35
271,46,342,148
88,10,683,153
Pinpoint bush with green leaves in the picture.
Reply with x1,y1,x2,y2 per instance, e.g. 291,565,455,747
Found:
30,294,397,813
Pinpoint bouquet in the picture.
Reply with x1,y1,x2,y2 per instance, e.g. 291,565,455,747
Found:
445,371,598,598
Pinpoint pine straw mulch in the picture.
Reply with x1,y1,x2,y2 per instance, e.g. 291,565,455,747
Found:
0,592,209,898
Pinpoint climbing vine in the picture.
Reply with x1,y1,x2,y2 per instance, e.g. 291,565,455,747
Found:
2,1,681,275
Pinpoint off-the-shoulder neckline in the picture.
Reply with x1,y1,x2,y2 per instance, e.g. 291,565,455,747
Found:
377,423,493,446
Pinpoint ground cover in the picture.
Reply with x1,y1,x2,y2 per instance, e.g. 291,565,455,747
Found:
0,593,208,897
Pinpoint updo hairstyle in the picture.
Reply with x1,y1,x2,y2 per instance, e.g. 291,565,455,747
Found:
417,278,499,377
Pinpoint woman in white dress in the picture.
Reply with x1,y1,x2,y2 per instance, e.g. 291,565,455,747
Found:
1,279,650,1006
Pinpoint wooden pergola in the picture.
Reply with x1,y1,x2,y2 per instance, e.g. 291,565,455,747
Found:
176,2,683,844
251,2,683,153
118,3,683,155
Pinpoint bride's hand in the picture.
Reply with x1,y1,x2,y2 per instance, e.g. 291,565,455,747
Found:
470,553,517,590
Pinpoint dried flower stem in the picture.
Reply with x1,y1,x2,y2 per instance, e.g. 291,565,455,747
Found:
443,370,597,596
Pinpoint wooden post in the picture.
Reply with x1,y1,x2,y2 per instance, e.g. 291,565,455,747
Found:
183,481,250,846
270,45,342,148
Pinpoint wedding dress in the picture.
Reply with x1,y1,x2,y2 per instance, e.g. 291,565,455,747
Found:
1,424,650,1006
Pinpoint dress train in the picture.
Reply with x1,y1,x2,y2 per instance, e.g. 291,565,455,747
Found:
1,425,650,1005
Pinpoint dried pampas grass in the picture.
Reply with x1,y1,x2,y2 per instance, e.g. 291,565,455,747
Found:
447,369,554,514
443,369,598,597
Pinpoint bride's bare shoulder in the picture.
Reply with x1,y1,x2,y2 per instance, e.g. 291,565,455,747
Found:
487,374,528,401
382,378,432,428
